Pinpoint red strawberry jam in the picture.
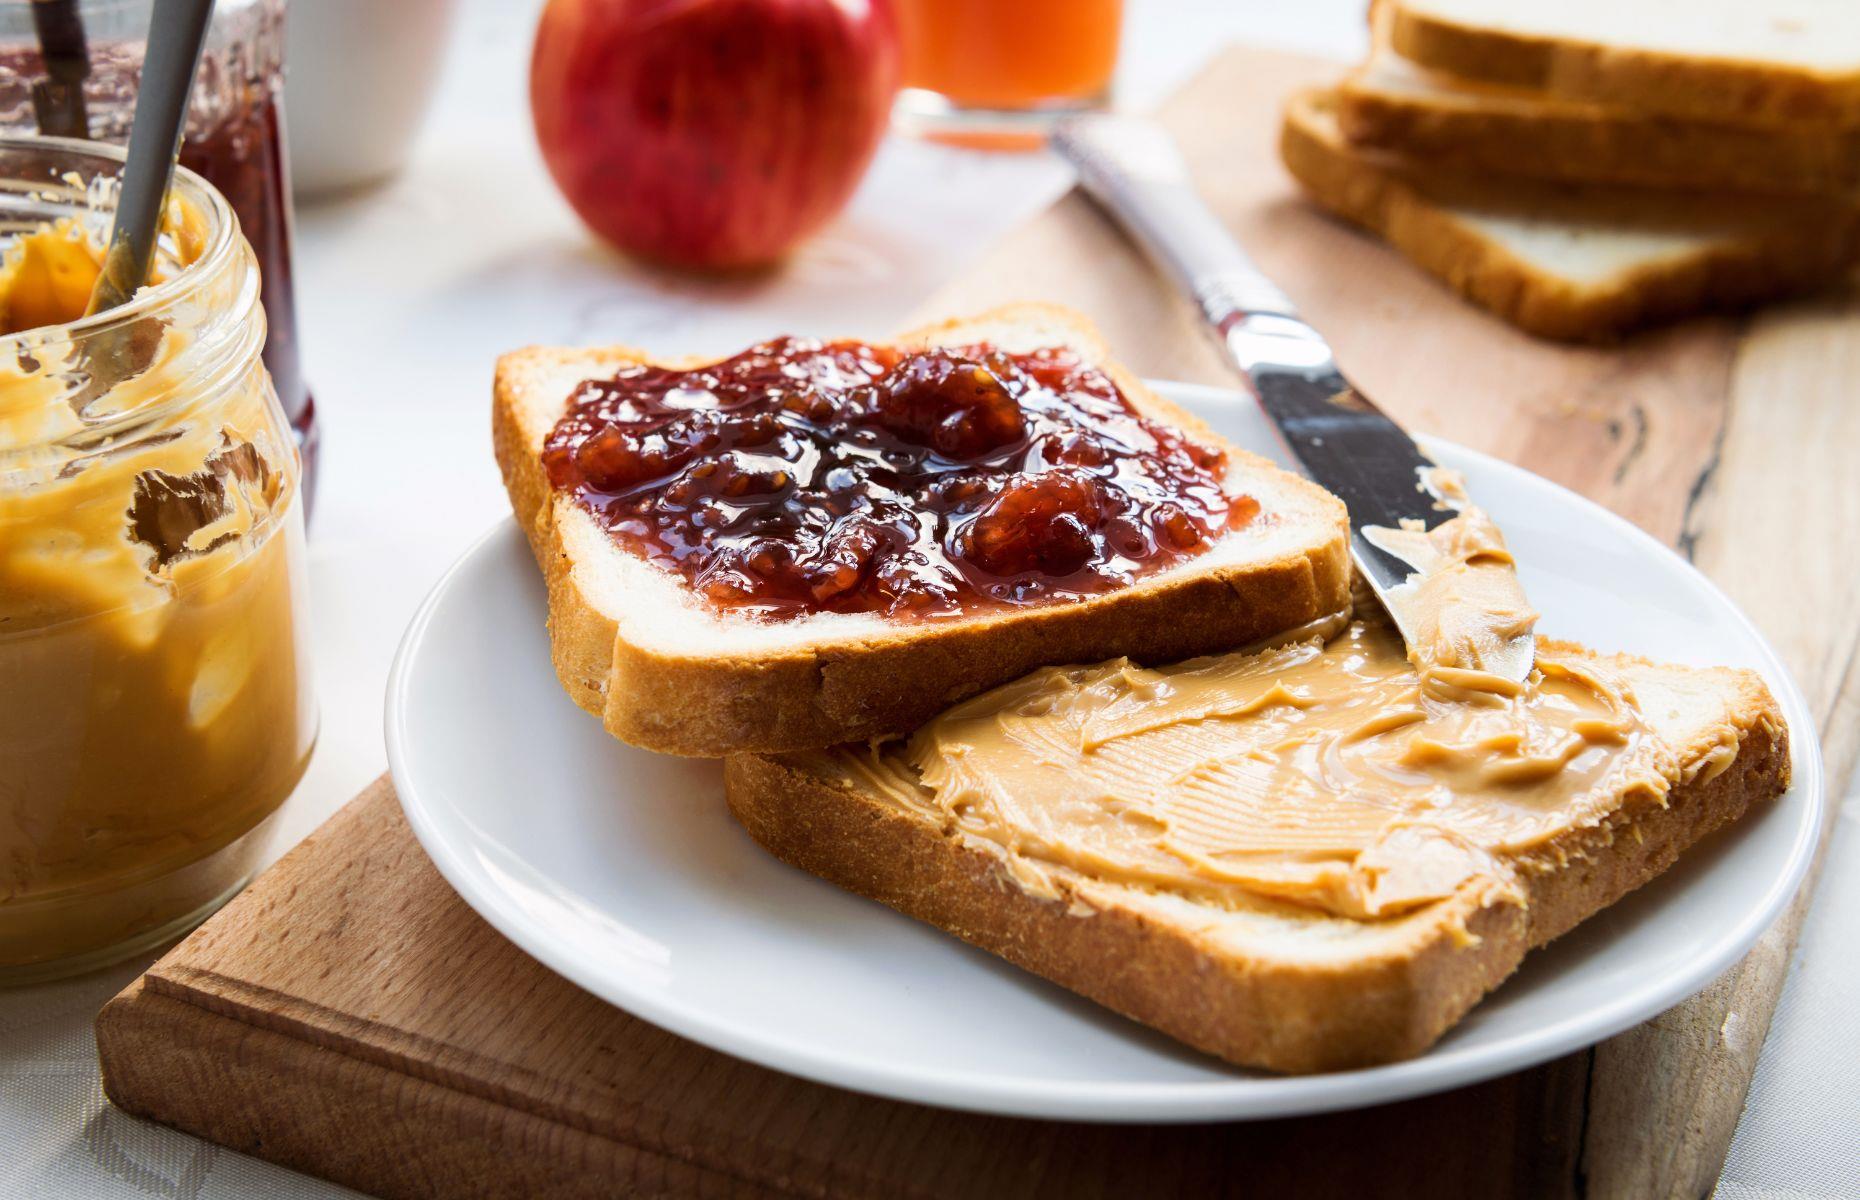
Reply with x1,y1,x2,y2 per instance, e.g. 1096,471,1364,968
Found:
541,338,1260,619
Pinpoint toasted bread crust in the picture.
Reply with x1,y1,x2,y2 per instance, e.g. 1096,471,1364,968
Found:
724,701,1789,1074
1386,3,1860,126
494,304,1352,757
1335,67,1860,196
1281,90,1860,342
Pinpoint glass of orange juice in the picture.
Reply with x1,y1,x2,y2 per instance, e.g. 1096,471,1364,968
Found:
892,0,1124,147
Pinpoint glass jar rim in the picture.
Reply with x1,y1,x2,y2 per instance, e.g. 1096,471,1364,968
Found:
0,133,241,353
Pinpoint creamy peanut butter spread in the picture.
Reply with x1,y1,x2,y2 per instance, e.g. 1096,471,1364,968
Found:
1364,467,1539,687
837,618,1678,920
0,204,310,970
823,466,1731,924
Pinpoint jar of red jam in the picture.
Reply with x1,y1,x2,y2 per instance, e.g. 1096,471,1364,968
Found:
0,0,316,508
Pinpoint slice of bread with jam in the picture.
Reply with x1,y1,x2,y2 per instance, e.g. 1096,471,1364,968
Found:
493,304,1350,757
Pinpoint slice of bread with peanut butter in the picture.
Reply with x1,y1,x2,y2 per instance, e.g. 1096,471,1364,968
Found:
495,304,1350,757
725,614,1790,1073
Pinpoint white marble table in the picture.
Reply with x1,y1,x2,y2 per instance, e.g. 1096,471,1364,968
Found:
2,1,1850,1196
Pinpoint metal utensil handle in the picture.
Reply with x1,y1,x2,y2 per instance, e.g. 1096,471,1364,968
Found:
1051,112,1338,381
30,0,91,139
1051,111,1443,577
88,0,216,316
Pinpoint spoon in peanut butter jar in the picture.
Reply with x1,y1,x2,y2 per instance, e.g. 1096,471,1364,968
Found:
86,0,215,319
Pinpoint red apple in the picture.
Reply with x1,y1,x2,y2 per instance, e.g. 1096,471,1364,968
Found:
531,0,901,271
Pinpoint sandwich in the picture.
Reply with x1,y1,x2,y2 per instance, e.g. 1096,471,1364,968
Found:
495,304,1350,756
494,304,1791,1073
726,610,1789,1072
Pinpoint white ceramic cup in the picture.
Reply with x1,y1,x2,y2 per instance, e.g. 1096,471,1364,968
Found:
284,0,461,196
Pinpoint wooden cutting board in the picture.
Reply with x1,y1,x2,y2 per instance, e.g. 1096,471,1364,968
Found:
97,44,1859,1200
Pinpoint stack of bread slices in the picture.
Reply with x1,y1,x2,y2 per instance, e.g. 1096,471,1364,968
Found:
1281,0,1860,341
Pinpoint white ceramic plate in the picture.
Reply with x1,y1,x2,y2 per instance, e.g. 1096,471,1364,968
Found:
387,382,1822,1123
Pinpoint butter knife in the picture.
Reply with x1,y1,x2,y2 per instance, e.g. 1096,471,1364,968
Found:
1052,113,1534,682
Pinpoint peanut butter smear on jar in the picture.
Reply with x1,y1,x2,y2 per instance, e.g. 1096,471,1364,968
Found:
0,190,312,981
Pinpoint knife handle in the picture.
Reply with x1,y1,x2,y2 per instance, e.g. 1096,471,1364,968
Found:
1051,113,1339,384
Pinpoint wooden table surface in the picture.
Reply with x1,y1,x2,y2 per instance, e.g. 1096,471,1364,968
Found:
96,44,1859,1200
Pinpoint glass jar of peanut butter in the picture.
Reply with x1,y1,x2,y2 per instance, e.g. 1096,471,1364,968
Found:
0,136,313,984
0,0,317,508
